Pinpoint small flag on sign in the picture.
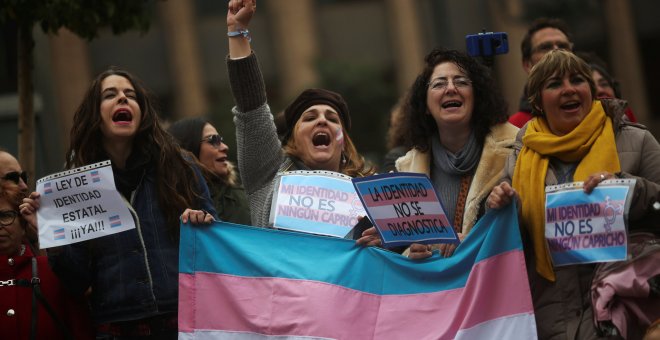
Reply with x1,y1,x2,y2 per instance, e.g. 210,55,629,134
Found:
109,215,122,228
44,182,53,195
53,227,65,240
91,170,101,183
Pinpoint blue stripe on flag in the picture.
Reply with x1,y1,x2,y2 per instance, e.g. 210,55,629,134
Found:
550,245,627,265
179,203,521,295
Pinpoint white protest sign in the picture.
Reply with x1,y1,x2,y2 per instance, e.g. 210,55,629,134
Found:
269,170,366,237
544,179,635,266
36,160,136,248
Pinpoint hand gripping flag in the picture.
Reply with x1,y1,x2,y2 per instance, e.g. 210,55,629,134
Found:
178,203,537,340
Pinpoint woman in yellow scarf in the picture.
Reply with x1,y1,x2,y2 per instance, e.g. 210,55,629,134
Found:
487,49,660,339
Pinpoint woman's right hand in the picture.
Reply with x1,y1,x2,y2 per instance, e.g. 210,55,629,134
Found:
20,192,41,234
486,182,517,210
227,0,256,30
408,243,433,260
181,209,215,225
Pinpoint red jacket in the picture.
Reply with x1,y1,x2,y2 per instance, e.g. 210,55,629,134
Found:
0,244,93,340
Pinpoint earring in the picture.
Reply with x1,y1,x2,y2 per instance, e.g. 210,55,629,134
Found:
341,153,347,165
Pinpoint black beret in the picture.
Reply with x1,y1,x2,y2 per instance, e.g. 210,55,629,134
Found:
281,88,350,143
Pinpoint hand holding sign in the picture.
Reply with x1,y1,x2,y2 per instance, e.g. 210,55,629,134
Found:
352,173,459,248
19,192,40,224
271,170,367,237
35,161,136,249
544,179,635,266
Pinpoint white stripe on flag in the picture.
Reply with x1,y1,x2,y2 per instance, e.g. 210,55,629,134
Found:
454,312,537,340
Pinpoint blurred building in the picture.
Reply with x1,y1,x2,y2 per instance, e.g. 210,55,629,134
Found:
0,0,659,178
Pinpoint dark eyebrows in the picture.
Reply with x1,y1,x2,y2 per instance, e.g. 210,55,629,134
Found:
303,107,339,116
101,87,117,95
101,87,137,96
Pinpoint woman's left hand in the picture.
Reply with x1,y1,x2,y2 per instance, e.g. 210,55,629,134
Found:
356,226,382,247
181,208,215,225
583,172,614,194
438,232,464,257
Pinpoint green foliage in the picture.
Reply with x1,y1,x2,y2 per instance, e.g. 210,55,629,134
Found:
0,0,153,39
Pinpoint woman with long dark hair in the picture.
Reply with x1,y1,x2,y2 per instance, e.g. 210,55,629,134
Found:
21,67,216,339
169,117,251,225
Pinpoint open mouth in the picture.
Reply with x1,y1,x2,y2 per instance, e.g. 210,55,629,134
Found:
312,132,331,147
112,109,133,123
560,101,581,110
216,156,228,163
441,100,462,109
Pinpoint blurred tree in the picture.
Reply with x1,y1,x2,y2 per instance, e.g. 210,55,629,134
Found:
317,59,397,169
0,0,153,186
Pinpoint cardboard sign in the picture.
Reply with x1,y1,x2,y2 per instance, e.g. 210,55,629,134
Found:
352,172,459,247
36,161,136,248
270,170,366,237
545,179,635,266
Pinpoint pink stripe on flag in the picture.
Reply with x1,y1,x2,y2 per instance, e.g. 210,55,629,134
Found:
179,273,196,332
179,250,532,339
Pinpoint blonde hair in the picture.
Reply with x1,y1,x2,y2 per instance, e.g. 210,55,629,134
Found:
526,49,596,114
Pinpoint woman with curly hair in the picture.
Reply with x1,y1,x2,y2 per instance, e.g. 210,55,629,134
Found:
398,48,519,258
21,67,216,338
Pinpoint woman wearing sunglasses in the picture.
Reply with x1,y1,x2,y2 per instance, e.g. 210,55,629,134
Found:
1,191,94,339
20,67,216,339
226,0,375,229
169,117,251,225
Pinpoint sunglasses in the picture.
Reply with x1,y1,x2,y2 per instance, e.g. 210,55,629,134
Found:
1,171,28,185
0,210,18,227
200,134,224,147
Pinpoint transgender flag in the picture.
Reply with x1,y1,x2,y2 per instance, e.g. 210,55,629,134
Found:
178,203,537,340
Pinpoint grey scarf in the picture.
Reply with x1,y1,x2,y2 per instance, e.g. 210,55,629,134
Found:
431,132,482,175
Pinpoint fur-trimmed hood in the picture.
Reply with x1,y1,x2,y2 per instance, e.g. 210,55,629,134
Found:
395,122,519,233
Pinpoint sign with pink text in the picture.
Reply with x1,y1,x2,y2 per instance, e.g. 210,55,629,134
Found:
352,172,458,248
36,161,135,249
544,179,635,266
270,170,366,237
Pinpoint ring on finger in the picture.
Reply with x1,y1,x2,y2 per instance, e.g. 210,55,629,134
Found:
599,174,606,182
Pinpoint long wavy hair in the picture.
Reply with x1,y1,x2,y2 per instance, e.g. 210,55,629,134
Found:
400,48,509,151
65,67,201,237
168,117,239,186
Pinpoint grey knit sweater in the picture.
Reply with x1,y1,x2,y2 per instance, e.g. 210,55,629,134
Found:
227,53,308,227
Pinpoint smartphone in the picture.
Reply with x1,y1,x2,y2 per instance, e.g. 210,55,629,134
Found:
344,217,374,240
465,31,509,57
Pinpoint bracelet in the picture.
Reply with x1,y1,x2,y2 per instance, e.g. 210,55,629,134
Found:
227,29,251,42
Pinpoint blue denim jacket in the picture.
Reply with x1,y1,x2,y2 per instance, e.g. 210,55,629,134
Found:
48,165,216,324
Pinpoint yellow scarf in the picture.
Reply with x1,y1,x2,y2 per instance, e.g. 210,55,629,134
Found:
512,101,620,281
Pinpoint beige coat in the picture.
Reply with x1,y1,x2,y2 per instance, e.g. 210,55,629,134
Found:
395,122,519,234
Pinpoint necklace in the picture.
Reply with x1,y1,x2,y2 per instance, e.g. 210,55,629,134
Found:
18,244,26,256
